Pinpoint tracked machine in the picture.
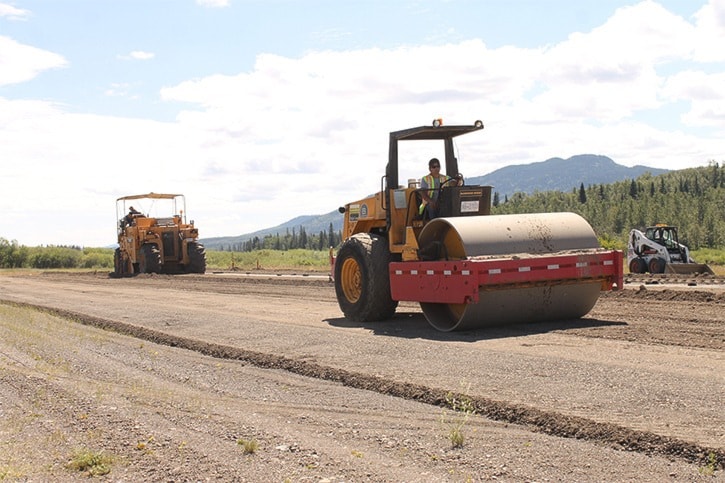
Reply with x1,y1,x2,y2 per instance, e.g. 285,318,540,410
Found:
334,120,623,331
113,193,206,276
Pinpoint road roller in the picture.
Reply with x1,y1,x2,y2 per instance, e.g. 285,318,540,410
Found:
334,120,623,331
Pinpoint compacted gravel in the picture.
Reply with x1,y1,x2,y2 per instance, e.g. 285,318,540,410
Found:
0,271,723,482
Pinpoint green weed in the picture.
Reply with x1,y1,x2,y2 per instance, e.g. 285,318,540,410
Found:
441,386,477,449
0,465,23,481
66,448,112,476
237,438,259,454
699,452,718,476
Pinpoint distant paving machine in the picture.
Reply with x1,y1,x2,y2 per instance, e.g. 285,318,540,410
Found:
627,225,713,275
114,193,206,276
334,120,623,331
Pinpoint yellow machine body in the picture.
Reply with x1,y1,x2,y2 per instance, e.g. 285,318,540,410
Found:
334,121,622,331
113,193,206,276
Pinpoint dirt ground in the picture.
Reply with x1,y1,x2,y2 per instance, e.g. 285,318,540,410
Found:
0,270,723,482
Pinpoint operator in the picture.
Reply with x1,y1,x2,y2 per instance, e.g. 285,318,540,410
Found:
124,206,142,226
419,158,462,219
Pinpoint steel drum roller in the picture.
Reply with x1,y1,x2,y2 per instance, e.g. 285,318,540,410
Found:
417,212,603,331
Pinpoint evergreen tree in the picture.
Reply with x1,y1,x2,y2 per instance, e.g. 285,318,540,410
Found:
299,227,308,249
629,179,638,199
328,222,337,248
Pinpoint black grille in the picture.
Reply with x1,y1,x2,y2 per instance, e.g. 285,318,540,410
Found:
162,231,176,257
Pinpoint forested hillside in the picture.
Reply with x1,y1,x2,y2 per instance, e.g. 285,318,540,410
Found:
492,162,724,249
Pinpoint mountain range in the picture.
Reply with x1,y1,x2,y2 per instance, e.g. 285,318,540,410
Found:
200,154,668,250
466,154,668,198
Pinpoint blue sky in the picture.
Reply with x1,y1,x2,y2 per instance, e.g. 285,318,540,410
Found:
1,0,724,247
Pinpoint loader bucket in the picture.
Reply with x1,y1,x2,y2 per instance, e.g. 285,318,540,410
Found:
664,263,715,275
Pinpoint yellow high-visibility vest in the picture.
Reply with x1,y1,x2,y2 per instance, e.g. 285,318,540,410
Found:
419,174,447,214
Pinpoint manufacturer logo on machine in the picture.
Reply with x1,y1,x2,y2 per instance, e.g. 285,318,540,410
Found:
461,189,482,197
360,204,369,218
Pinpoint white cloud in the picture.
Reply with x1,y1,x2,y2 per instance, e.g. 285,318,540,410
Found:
0,3,30,20
663,70,725,127
118,50,155,61
104,82,143,99
0,36,67,86
1,1,724,247
534,1,696,122
196,0,230,7
692,0,725,62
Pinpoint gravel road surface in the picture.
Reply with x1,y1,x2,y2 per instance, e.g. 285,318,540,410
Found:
0,271,723,482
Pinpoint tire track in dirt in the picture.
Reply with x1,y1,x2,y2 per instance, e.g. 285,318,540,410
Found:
3,299,723,470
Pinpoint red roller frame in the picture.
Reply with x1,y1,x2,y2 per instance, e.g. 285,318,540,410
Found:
389,250,624,304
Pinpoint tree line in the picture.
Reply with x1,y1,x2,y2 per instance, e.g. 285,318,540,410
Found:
0,242,112,269
491,161,725,250
216,222,343,252
2,162,723,269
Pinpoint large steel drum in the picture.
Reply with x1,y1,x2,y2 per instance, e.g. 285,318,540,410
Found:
417,212,603,331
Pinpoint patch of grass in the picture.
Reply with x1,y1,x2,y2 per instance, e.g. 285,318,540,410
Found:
0,465,23,481
66,448,113,476
699,452,718,476
237,438,259,454
448,425,465,448
441,386,477,449
691,248,725,267
206,249,331,272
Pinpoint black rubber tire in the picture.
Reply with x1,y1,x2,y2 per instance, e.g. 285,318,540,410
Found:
112,248,125,277
112,248,133,277
334,233,398,322
113,248,122,276
186,242,207,274
139,244,162,274
629,257,647,274
648,257,666,274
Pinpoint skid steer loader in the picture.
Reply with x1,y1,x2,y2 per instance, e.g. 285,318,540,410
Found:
334,119,623,331
113,193,206,276
627,225,714,275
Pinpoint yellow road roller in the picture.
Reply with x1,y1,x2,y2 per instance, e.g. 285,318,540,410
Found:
334,120,623,331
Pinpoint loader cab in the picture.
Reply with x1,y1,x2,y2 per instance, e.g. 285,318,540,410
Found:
645,225,678,250
383,120,492,258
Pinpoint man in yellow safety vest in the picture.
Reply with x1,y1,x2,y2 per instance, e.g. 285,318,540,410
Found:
419,157,462,219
